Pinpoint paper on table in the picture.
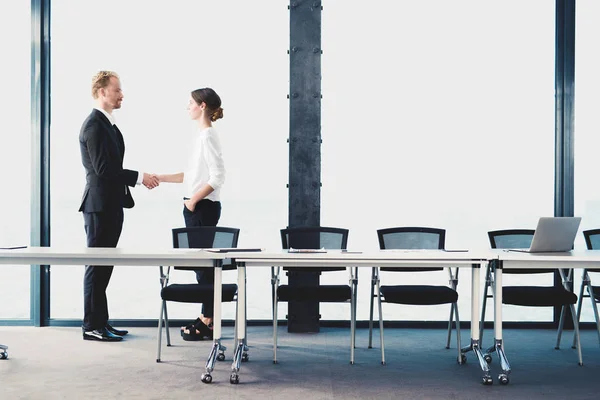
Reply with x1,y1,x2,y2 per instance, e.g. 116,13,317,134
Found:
204,248,263,253
288,248,327,253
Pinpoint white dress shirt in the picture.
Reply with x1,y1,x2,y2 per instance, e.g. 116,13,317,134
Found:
93,107,143,185
185,126,226,201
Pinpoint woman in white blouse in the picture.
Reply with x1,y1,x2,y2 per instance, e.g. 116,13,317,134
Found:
157,88,226,341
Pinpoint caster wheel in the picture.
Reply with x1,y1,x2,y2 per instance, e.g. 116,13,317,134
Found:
201,373,213,384
457,354,467,364
0,352,7,360
484,354,492,364
230,373,240,384
217,353,225,362
482,376,493,385
241,353,249,362
498,374,509,385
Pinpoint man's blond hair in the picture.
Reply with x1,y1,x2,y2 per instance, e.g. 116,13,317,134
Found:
91,71,119,99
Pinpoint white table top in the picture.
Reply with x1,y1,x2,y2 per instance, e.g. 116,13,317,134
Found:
235,249,496,267
0,246,237,267
493,249,600,268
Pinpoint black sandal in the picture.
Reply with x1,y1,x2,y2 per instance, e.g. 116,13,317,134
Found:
182,320,213,341
180,317,201,337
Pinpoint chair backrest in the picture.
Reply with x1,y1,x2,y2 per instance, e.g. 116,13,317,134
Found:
173,226,240,249
281,226,348,250
172,226,240,270
377,227,445,272
582,229,600,272
280,226,348,271
488,229,553,274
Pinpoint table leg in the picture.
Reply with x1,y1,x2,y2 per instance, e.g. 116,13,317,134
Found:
0,344,7,360
230,263,247,384
460,262,492,384
491,260,510,385
201,260,225,384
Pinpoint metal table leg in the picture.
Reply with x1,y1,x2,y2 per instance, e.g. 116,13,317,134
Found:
201,260,226,384
490,260,510,385
230,263,248,384
460,262,492,384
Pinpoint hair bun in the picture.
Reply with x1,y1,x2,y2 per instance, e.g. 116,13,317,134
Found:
211,107,224,122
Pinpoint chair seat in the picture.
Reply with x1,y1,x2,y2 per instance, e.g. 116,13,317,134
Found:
380,285,458,305
503,286,577,306
161,283,237,303
277,285,352,302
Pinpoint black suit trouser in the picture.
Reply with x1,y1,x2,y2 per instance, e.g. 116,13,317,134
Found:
183,199,221,318
82,209,124,330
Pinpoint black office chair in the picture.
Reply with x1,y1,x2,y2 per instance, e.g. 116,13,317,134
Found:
482,229,582,365
370,227,461,365
0,344,7,359
157,226,241,364
272,226,357,364
572,229,600,347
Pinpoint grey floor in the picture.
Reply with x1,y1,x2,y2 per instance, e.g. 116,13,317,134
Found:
1,325,599,400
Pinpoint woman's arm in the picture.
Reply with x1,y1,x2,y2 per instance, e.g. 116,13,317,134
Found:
157,172,184,183
185,184,214,211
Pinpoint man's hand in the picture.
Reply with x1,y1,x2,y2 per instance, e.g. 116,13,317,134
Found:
184,199,196,212
142,173,160,189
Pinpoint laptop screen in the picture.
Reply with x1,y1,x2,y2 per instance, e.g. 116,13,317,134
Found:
528,217,581,253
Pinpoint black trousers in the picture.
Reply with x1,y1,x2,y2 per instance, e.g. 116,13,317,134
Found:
183,199,221,318
82,209,124,330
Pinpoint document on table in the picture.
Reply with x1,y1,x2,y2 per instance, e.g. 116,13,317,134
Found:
204,248,263,253
288,248,327,253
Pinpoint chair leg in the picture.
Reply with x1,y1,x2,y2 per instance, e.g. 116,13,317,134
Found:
454,302,463,363
273,297,279,364
368,267,376,349
446,267,458,349
590,287,600,347
569,304,583,366
156,300,166,362
479,265,491,344
446,304,454,349
556,305,566,349
376,278,385,365
350,281,356,365
162,302,171,346
244,273,249,351
572,273,587,349
353,267,358,349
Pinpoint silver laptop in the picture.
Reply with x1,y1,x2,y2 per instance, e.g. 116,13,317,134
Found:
510,217,581,253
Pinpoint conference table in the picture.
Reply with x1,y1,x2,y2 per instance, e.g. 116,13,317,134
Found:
0,246,247,383
12,247,584,386
234,249,497,384
487,249,600,384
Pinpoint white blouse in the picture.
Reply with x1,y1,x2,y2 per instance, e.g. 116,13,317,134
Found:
184,127,226,201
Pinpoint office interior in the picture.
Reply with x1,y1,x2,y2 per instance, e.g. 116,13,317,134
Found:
2,1,600,398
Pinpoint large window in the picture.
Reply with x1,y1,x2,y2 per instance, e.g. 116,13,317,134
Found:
574,0,600,323
0,2,31,320
321,1,555,322
50,1,288,320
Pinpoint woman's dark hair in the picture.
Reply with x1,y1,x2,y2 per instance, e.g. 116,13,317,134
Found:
191,88,223,122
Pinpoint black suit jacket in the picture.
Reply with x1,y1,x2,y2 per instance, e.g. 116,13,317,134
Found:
78,109,138,212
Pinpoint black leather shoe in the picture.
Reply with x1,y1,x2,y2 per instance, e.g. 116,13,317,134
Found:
106,324,129,337
83,327,123,342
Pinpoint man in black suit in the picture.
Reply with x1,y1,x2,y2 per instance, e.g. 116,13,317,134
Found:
78,71,159,341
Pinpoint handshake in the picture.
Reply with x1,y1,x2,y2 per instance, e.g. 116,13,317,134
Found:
142,173,161,189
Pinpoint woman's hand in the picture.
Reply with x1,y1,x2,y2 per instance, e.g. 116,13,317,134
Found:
184,199,196,212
